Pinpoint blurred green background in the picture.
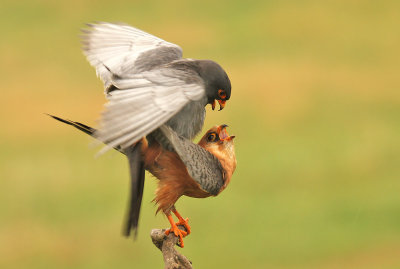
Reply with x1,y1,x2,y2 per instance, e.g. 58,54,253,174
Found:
1,0,400,268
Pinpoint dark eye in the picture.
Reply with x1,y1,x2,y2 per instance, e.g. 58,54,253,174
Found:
207,132,218,142
218,89,227,99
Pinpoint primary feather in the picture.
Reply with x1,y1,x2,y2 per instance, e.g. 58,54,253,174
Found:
82,22,183,89
95,69,205,153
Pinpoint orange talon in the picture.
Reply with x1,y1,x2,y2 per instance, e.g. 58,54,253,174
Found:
165,214,187,247
172,209,191,235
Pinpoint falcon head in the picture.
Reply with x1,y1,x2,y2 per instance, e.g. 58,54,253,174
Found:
197,60,231,111
198,124,235,150
198,124,237,184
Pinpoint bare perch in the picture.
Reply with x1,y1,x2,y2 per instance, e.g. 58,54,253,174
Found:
150,228,193,269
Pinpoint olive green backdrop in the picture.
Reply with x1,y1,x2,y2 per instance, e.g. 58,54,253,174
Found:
1,0,399,268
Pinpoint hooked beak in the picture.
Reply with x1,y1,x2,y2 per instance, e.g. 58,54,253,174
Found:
211,99,227,111
218,100,226,111
211,100,216,110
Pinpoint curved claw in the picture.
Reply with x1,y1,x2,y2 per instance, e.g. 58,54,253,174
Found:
176,217,191,235
165,224,187,247
172,209,191,235
165,214,189,248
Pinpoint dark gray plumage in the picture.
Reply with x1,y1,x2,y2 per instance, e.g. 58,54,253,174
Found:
159,125,224,195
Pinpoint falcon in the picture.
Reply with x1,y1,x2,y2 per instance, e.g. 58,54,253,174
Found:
145,124,237,247
58,22,232,237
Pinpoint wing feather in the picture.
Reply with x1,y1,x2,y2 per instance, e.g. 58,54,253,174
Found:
159,125,224,195
82,22,183,88
95,70,205,154
82,22,206,153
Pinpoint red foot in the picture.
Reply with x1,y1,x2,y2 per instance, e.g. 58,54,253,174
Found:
165,224,187,247
165,213,191,248
175,217,191,235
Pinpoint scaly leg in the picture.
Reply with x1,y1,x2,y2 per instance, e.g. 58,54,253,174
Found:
172,208,191,235
165,213,187,247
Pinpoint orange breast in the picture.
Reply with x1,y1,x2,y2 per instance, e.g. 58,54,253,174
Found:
142,143,210,214
203,143,237,194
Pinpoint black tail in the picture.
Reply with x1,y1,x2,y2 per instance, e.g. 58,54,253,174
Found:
48,114,96,136
48,114,145,238
48,114,124,154
124,143,145,237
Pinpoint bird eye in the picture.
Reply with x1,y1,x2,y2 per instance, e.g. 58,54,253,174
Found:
207,132,218,142
218,89,227,99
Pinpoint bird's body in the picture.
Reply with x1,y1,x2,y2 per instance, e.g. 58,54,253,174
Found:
52,22,233,240
142,125,236,214
143,143,212,213
165,95,207,141
141,124,237,247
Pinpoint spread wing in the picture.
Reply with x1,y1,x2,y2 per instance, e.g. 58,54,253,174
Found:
82,22,183,90
159,125,224,195
81,22,206,153
95,69,205,153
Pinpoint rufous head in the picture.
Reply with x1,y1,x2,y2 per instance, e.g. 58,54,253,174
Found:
198,124,236,191
198,124,235,151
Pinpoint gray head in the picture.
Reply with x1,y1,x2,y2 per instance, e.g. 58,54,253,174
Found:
196,60,231,110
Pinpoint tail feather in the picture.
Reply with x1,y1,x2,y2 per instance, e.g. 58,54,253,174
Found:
49,113,145,238
47,114,95,136
48,114,124,154
123,143,145,237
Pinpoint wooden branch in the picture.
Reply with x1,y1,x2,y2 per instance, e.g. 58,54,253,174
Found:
150,228,193,269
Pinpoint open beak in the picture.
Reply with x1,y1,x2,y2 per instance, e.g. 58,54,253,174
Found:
211,100,216,110
225,135,235,141
218,100,226,111
218,124,235,141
